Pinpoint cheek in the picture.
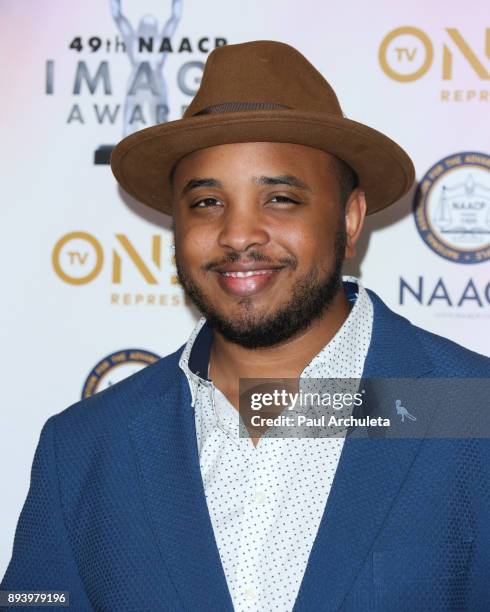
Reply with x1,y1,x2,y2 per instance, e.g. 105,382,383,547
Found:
275,220,334,264
176,225,215,266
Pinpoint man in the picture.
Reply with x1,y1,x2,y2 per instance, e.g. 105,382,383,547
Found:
2,41,490,612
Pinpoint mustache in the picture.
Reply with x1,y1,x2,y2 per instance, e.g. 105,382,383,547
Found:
203,250,297,272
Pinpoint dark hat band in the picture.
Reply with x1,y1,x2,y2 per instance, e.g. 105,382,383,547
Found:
193,101,289,115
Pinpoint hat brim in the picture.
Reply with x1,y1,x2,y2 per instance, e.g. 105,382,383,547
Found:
110,109,415,215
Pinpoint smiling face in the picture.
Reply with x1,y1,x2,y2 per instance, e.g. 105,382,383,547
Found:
172,142,365,348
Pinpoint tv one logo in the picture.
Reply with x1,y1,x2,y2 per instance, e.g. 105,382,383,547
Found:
52,231,175,285
379,26,490,83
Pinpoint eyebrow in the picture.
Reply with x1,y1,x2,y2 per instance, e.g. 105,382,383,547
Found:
180,174,310,196
255,175,310,191
181,178,223,195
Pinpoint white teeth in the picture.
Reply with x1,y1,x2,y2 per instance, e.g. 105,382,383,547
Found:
221,270,274,278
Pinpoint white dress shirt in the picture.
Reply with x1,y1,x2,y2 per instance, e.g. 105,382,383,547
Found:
178,277,373,612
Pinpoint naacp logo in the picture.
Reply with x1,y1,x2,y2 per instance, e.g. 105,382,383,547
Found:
82,349,160,399
413,152,490,264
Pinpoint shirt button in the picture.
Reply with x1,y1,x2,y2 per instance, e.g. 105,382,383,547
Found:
244,588,257,601
253,490,266,504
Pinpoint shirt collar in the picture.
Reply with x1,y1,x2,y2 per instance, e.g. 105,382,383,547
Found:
301,277,372,380
178,316,209,407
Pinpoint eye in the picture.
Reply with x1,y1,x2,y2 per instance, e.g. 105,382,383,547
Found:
269,195,301,205
190,197,222,209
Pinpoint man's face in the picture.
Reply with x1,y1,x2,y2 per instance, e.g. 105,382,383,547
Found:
172,142,360,348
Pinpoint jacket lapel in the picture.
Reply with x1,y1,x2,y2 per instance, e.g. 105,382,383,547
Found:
294,290,434,611
127,372,234,611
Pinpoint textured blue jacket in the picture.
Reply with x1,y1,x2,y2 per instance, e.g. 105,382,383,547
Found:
2,290,490,611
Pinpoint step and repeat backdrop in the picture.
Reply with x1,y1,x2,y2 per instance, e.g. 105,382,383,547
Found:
1,0,489,574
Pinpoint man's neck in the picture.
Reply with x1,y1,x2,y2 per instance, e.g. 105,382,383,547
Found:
208,289,351,401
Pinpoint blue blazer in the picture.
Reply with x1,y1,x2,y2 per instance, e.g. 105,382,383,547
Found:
2,290,490,611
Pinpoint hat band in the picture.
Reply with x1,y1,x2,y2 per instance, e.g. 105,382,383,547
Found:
193,101,289,115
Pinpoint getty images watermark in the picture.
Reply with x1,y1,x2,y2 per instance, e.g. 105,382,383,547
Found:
237,378,490,439
247,386,389,429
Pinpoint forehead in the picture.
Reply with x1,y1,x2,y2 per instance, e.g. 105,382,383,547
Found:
171,142,337,185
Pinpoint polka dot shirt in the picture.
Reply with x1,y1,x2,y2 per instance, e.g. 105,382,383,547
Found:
178,277,373,611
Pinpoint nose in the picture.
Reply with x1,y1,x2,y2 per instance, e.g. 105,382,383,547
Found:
217,202,270,252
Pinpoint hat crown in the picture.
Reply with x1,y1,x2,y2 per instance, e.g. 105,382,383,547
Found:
184,40,343,118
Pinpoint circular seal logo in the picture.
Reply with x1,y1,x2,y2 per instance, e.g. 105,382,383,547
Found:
413,152,490,264
82,349,160,399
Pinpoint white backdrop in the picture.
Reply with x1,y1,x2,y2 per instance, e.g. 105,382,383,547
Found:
1,0,489,575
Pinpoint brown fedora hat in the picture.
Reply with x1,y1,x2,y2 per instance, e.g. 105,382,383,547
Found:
111,40,415,215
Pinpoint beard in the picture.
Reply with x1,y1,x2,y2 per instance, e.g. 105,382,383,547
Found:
175,227,347,349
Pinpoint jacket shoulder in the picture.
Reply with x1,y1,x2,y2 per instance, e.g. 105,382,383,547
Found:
52,344,186,431
412,324,490,376
366,288,490,377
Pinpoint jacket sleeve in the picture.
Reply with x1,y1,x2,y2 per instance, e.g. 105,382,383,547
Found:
0,417,93,611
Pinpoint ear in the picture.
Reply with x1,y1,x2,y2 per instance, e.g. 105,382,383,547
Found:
344,188,367,260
